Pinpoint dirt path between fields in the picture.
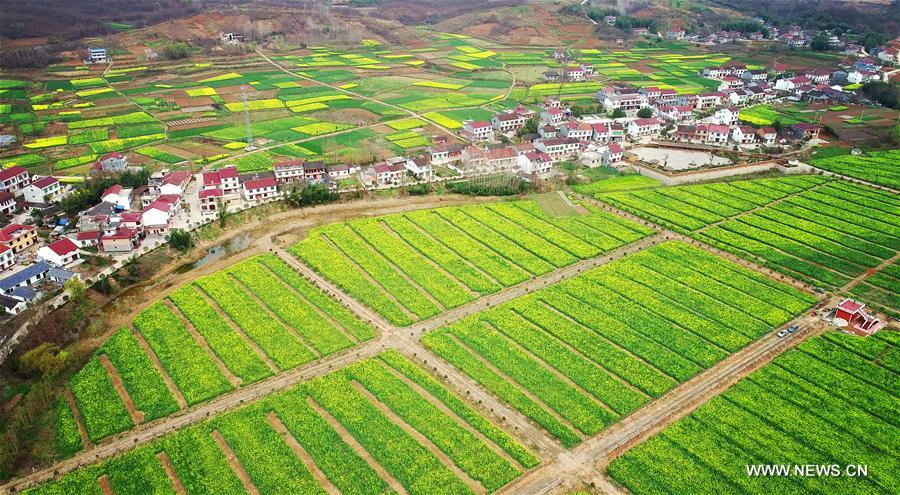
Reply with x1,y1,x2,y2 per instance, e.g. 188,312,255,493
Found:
98,354,145,424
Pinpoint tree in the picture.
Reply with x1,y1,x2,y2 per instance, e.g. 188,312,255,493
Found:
637,107,653,118
216,199,227,228
161,42,191,60
811,32,831,52
18,343,68,378
517,115,539,137
862,81,900,109
890,124,900,146
611,108,626,119
284,183,339,208
861,31,887,50
167,229,193,252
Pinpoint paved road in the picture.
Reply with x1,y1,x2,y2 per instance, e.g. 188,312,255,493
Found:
499,315,831,495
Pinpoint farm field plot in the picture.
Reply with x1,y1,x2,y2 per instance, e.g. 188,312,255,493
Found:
55,254,375,444
811,148,900,189
608,331,900,495
848,259,900,318
290,199,654,326
595,176,900,292
423,241,815,447
27,351,538,495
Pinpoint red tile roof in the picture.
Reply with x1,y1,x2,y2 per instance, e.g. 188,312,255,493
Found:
0,166,28,181
0,224,34,241
243,177,277,190
47,238,78,256
102,184,123,197
76,231,104,241
102,227,138,240
31,176,58,189
838,299,864,313
199,189,224,199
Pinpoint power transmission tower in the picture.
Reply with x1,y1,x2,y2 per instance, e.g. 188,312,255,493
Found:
241,85,256,151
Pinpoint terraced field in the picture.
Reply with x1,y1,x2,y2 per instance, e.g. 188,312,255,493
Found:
290,200,654,326
595,177,900,295
422,241,816,447
37,352,538,495
56,254,375,448
608,331,900,495
811,148,900,189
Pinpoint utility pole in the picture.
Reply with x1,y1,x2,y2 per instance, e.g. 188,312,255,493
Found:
241,85,256,152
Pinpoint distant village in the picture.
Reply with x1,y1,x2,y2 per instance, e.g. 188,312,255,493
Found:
1,31,898,317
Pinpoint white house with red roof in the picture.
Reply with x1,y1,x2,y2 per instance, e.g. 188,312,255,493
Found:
0,191,15,215
717,76,744,91
534,137,580,161
0,245,13,271
695,93,723,109
540,107,564,126
657,106,693,122
712,107,740,126
461,121,494,142
142,199,177,235
775,76,811,92
627,118,661,138
559,122,593,140
491,112,526,133
835,298,885,337
484,147,518,170
93,152,128,173
37,238,80,267
100,184,133,210
605,143,624,164
564,66,585,81
757,127,777,146
242,176,281,201
706,124,731,145
199,188,224,213
272,160,305,183
516,152,554,178
23,176,61,204
731,126,757,145
0,166,31,194
72,230,103,248
202,165,240,196
0,224,37,253
374,163,406,186
591,123,610,143
791,123,822,140
159,171,191,196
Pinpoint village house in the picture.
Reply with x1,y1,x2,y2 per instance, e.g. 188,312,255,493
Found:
540,107,565,126
460,146,487,168
303,161,329,184
142,200,176,235
603,15,616,25
626,118,661,139
775,76,811,92
0,166,31,194
202,165,241,195
718,76,744,92
0,245,13,271
731,125,757,145
632,27,650,35
835,298,885,336
37,238,80,267
22,176,61,204
538,125,559,139
657,105,693,122
404,157,434,181
199,188,224,213
701,66,729,79
0,191,15,215
534,137,580,161
491,112,526,133
706,124,731,145
100,184,132,211
712,107,740,126
790,123,822,140
564,66,586,81
461,120,494,141
87,47,108,64
428,143,463,165
590,123,610,142
757,127,777,146
158,171,191,196
516,152,554,179
242,175,281,201
605,142,624,164
559,122,593,140
101,227,141,254
484,147,518,170
93,152,128,173
876,47,899,64
695,92,725,109
597,88,648,112
741,70,769,82
272,161,305,184
0,224,37,253
71,230,103,248
374,163,406,186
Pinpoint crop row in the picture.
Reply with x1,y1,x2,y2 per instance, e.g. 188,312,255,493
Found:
423,241,813,446
811,149,900,189
292,200,650,325
33,352,535,495
609,335,899,495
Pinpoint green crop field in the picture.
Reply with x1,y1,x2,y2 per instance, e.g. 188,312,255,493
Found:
290,200,653,326
32,351,537,495
811,148,900,189
595,176,900,300
56,254,375,445
608,331,900,495
423,241,815,446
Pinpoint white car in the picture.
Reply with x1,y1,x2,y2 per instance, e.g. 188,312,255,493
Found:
777,329,789,338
